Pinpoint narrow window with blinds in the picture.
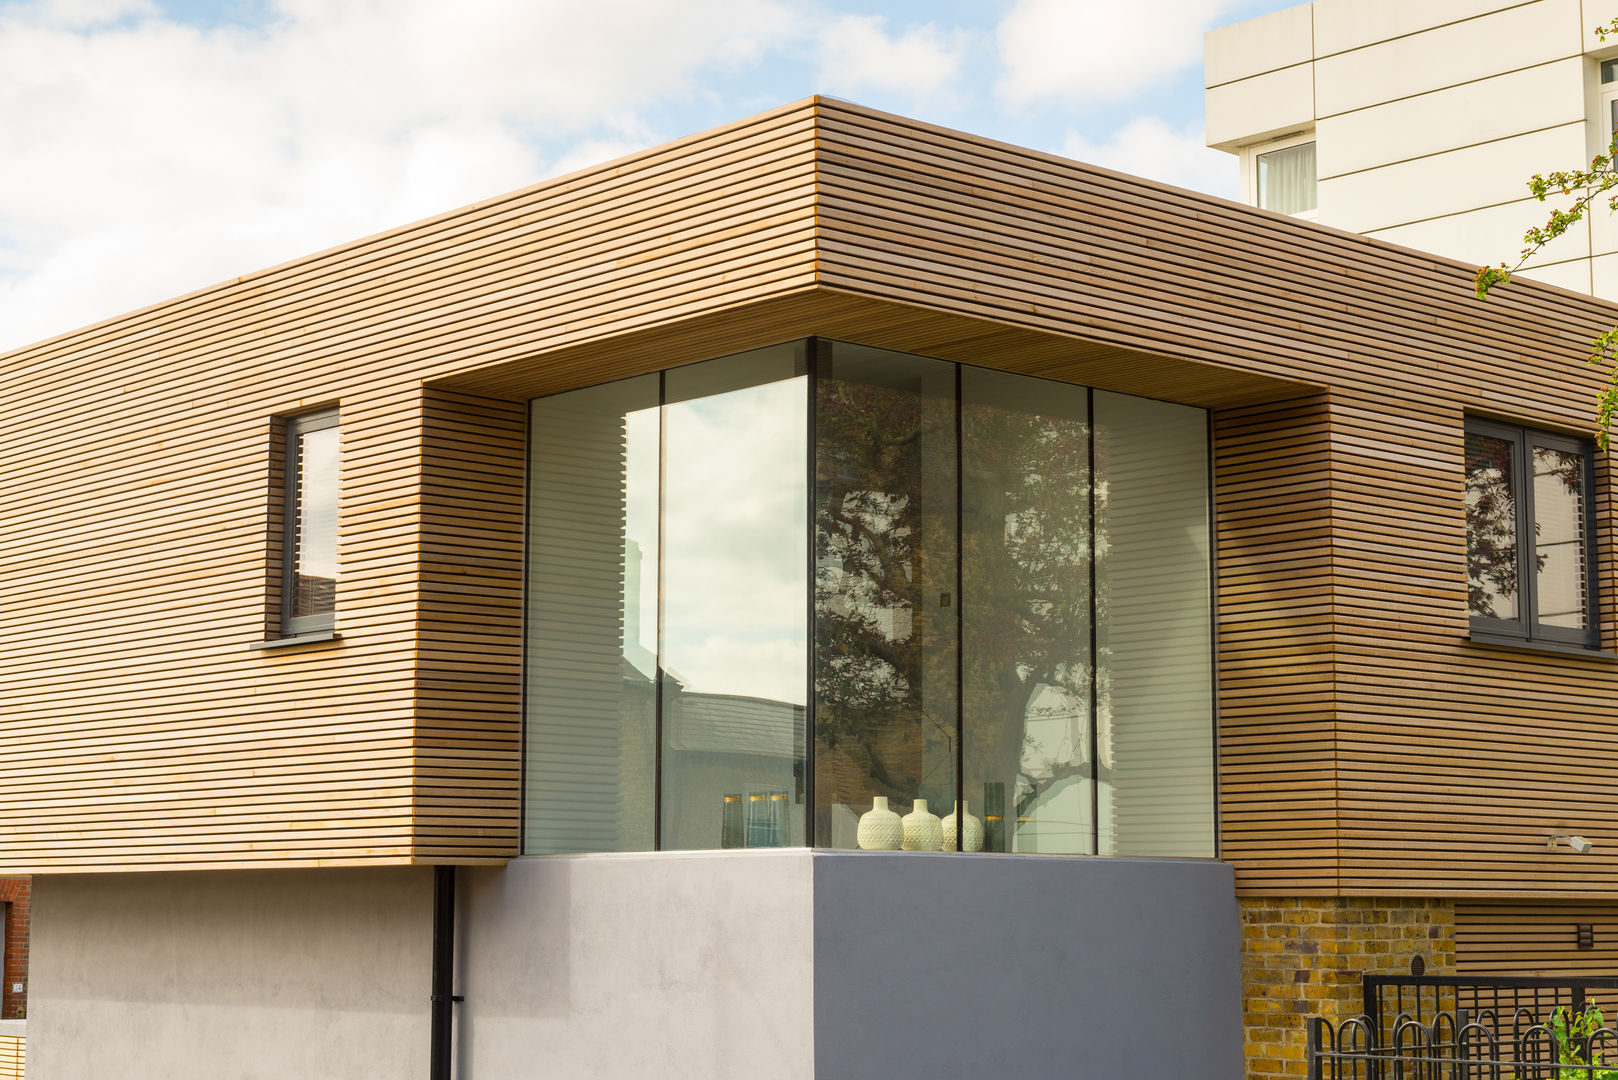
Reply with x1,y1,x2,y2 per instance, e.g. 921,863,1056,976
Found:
1256,141,1317,217
282,409,339,637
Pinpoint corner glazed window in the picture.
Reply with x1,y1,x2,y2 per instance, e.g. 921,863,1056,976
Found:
1465,418,1596,648
283,409,339,636
521,340,1214,858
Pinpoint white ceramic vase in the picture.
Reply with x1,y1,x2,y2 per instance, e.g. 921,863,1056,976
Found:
857,796,903,850
901,798,943,851
940,800,984,852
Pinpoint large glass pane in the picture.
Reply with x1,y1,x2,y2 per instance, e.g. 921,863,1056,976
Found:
525,375,659,854
1533,444,1588,631
961,368,1092,854
1094,391,1213,858
1257,142,1317,215
660,346,809,850
291,420,338,622
1464,431,1520,621
815,343,957,849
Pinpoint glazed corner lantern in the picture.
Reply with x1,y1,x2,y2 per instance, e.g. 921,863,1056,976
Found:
522,338,1215,859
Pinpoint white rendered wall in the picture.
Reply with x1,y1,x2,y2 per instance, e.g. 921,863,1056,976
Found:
27,853,1239,1080
457,851,815,1079
1206,0,1607,293
458,851,1241,1080
29,869,432,1080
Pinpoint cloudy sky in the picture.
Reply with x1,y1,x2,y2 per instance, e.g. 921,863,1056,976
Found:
0,0,1298,354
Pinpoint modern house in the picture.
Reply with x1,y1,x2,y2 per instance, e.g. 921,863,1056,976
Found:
5,96,1618,1080
1205,0,1618,297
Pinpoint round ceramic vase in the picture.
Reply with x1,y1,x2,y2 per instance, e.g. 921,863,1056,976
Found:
857,796,903,850
941,800,985,852
901,798,944,851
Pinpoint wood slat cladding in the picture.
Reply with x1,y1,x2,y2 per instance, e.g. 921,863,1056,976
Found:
0,102,820,871
803,103,1618,898
1456,902,1618,976
7,95,1618,878
1214,396,1340,894
809,104,1616,417
413,390,525,858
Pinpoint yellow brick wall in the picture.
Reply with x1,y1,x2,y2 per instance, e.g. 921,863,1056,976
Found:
1240,898,1455,1080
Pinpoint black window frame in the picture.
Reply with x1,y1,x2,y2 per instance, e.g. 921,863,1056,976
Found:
1465,417,1598,650
281,408,340,638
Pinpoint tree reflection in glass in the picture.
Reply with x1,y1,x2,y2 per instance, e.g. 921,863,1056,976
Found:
1464,431,1519,619
814,346,957,847
961,368,1093,854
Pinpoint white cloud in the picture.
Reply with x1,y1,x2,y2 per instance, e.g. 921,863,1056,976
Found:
1062,116,1237,198
0,0,805,353
26,0,154,29
996,0,1237,108
545,137,657,182
814,14,967,104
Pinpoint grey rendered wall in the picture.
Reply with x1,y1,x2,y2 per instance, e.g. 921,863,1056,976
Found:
457,850,815,1080
29,868,432,1080
813,853,1241,1080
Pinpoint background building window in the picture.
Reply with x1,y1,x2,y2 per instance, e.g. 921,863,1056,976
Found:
1255,139,1317,217
1465,418,1595,648
283,409,339,636
522,340,1214,858
1601,58,1618,140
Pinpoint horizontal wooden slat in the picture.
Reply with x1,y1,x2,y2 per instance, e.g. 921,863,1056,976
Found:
5,96,1618,884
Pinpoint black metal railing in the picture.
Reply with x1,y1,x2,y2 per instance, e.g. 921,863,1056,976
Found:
1309,1003,1618,1080
1364,977,1618,1044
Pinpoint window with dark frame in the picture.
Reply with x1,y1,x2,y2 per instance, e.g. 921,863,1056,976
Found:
282,409,339,637
1464,417,1597,649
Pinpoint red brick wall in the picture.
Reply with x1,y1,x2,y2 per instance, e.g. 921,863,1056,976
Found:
0,878,28,1019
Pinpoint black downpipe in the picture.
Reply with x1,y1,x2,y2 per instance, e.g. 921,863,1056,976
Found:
430,865,458,1080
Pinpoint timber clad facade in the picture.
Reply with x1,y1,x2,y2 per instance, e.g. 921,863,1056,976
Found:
4,97,1618,1078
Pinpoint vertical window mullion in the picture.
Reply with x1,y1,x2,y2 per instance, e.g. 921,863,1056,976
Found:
1588,451,1601,648
653,371,667,852
952,362,965,850
1518,430,1540,641
1087,387,1100,857
805,339,821,849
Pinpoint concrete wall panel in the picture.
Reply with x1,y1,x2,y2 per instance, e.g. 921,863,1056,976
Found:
457,852,815,1080
1317,58,1586,178
1315,0,1581,117
1510,257,1596,292
1584,188,1618,258
1206,64,1316,150
1313,0,1553,56
1588,250,1618,296
1204,4,1315,87
812,854,1242,1080
1322,124,1589,233
28,869,432,1080
1362,196,1591,270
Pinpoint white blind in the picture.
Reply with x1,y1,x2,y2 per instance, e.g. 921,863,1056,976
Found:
1257,141,1317,216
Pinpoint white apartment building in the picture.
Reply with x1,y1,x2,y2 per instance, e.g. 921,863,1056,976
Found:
1206,0,1618,296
